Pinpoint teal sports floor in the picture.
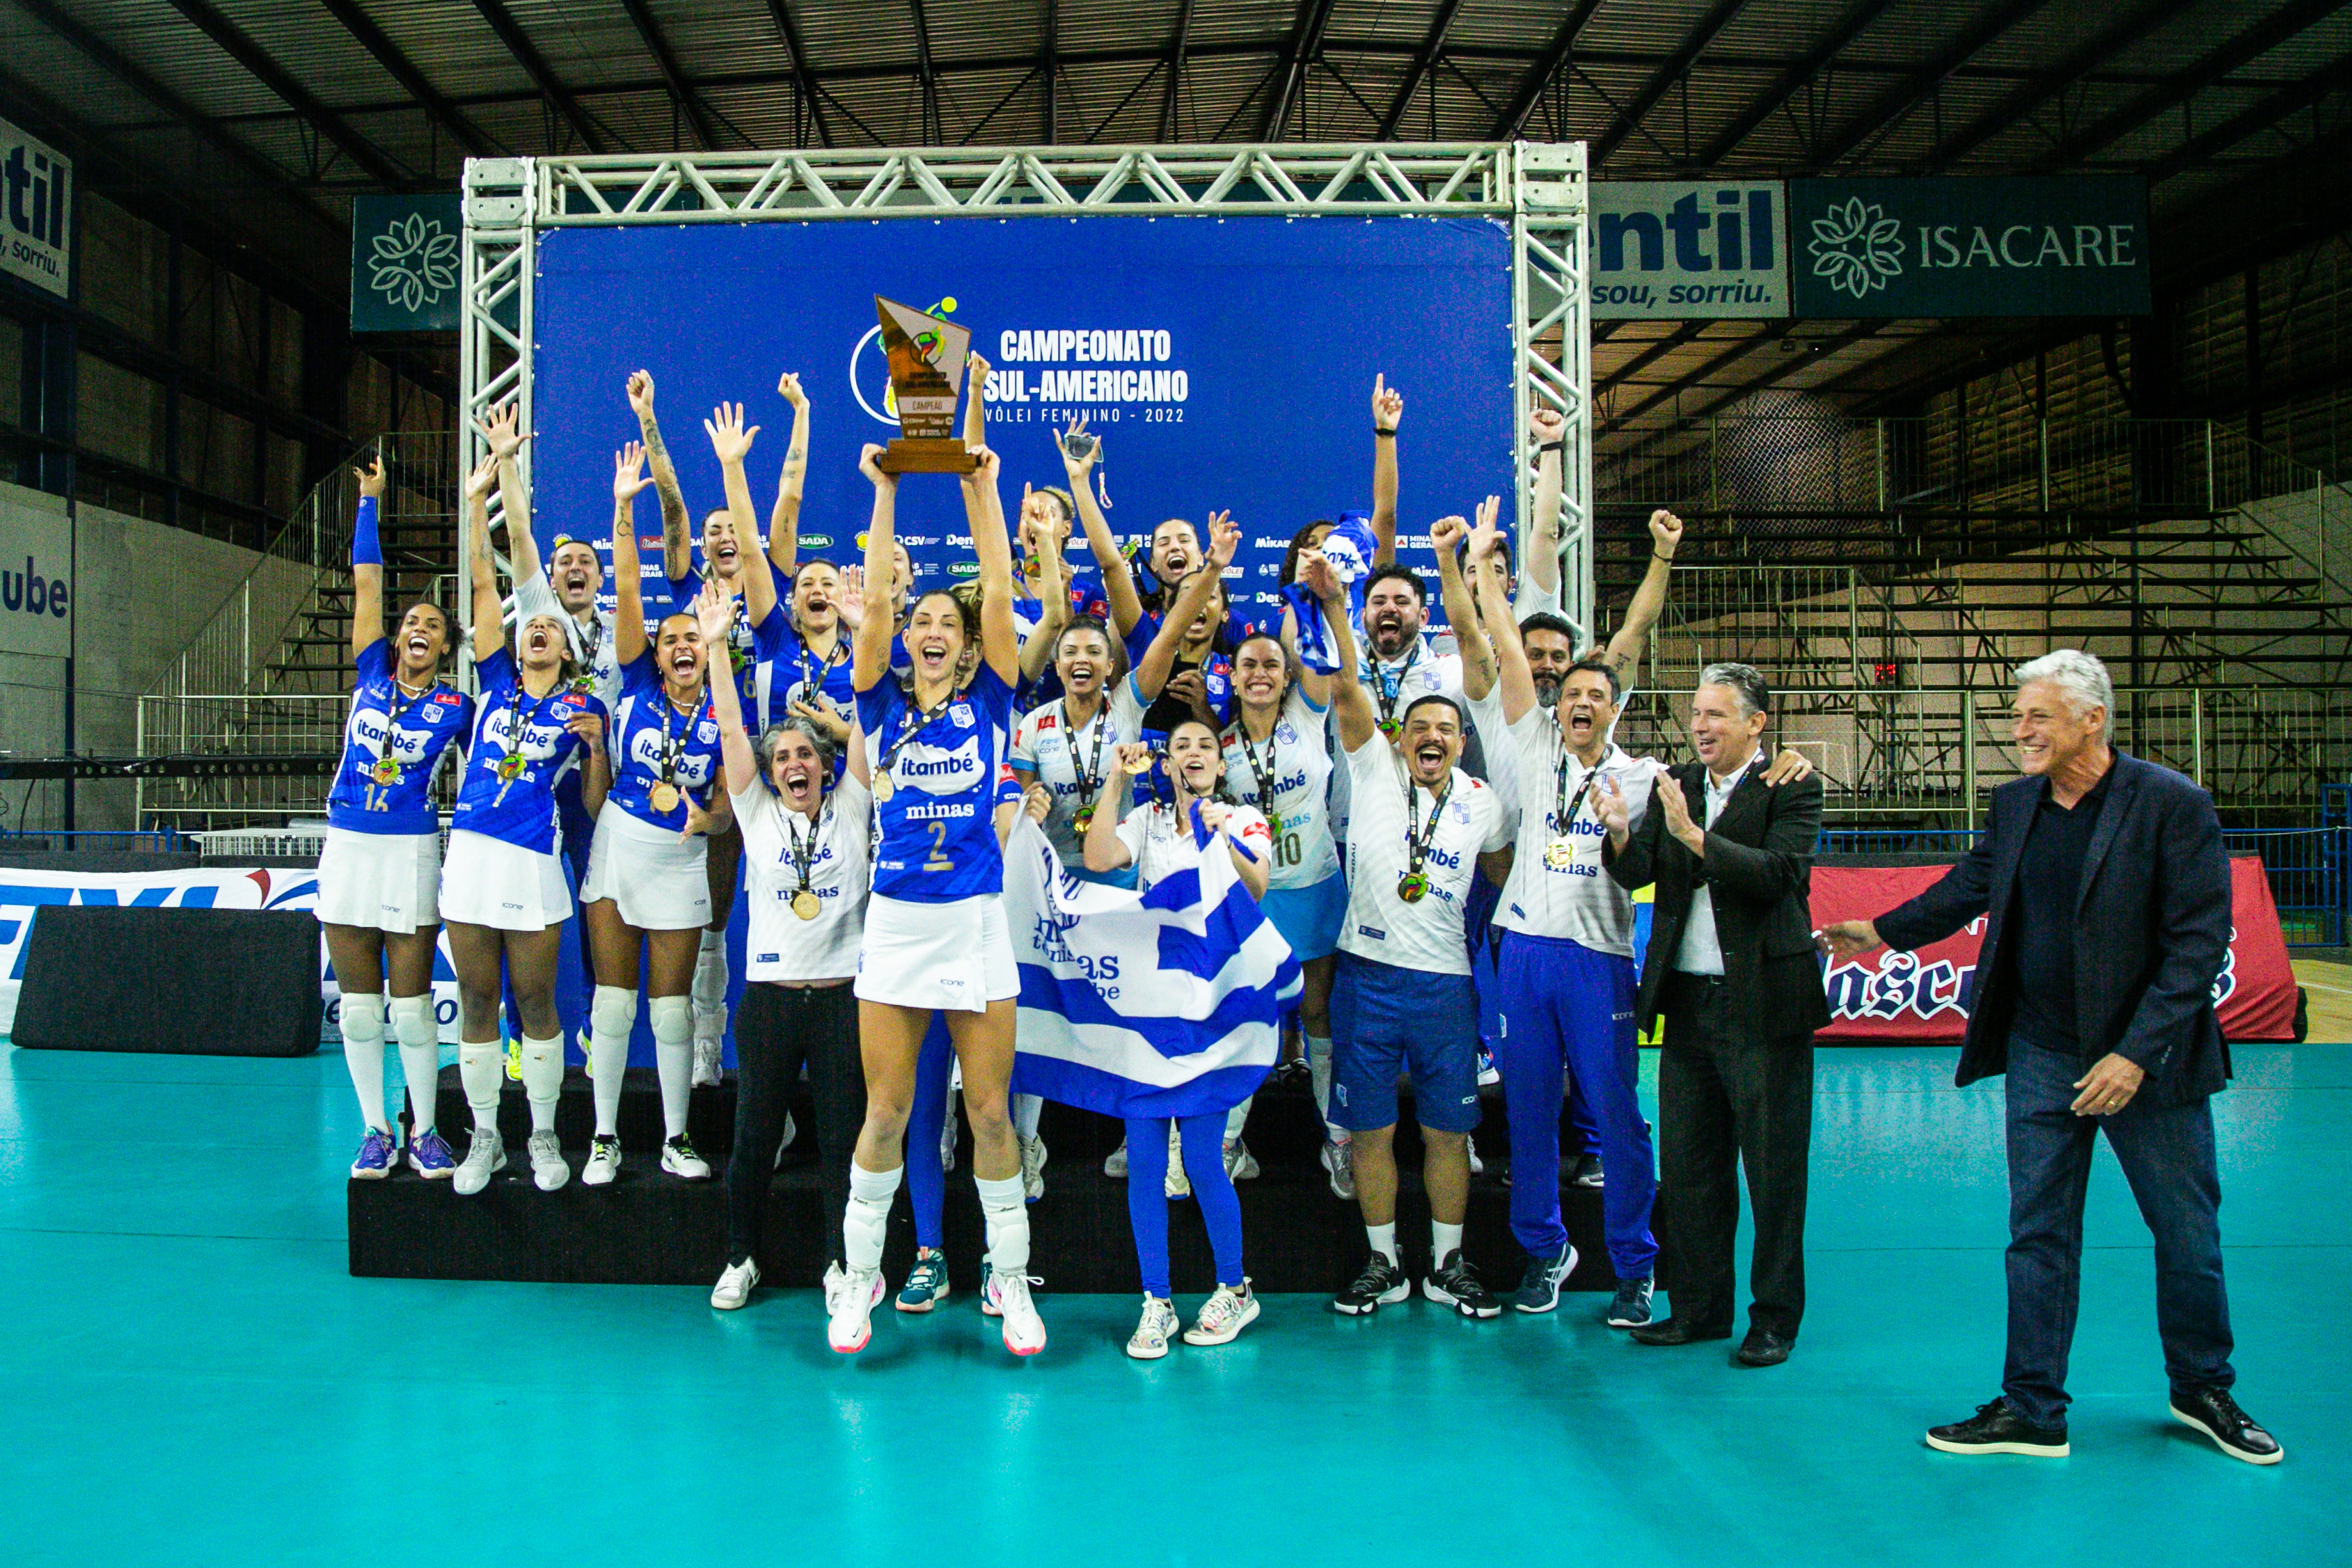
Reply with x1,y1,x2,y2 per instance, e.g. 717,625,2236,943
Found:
2,1038,2344,1566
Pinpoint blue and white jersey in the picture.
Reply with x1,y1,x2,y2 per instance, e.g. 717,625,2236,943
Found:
450,649,603,855
767,615,858,723
666,557,789,723
326,640,473,836
604,649,725,832
1220,685,1337,892
572,606,624,709
1010,693,1139,865
857,663,1017,903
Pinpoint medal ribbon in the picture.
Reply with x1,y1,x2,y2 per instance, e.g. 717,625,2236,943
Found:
1373,642,1421,733
784,797,830,895
876,685,955,786
1551,743,1605,834
1064,698,1109,812
1232,717,1280,823
1403,768,1454,881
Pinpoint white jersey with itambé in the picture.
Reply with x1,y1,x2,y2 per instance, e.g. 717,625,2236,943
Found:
1220,685,1337,891
734,775,873,983
1113,800,1272,893
1327,635,1465,843
1492,710,1660,958
1010,695,1136,866
1337,744,1510,977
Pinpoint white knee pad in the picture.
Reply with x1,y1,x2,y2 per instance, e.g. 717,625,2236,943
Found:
519,1032,565,1105
692,930,729,1011
649,994,693,1047
845,1163,903,1272
341,993,387,1049
458,1041,504,1116
589,985,639,1069
388,994,436,1050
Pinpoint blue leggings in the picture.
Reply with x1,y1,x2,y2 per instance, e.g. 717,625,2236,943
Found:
904,1018,955,1251
1125,1113,1244,1298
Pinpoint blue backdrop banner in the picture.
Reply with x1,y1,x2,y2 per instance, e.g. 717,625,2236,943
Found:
529,214,1515,634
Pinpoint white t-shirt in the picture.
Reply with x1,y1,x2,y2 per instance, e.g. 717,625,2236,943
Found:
1010,695,1136,866
1674,759,1757,976
1328,634,1465,842
733,775,873,983
1220,686,1338,891
1336,745,1509,976
1113,800,1272,893
1490,709,1662,958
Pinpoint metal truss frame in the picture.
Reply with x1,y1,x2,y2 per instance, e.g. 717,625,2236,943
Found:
461,141,1593,643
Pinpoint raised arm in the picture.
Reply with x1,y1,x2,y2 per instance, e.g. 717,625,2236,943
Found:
1311,551,1376,754
1482,532,1539,724
612,442,655,667
1279,604,1334,709
1430,512,1487,699
1059,418,1144,638
1132,512,1236,701
626,370,693,583
767,370,811,576
1019,516,1071,686
695,587,757,794
350,452,386,660
963,444,1019,683
1083,744,1146,873
474,402,538,587
962,351,990,450
853,445,899,690
1371,374,1402,566
1523,403,1565,601
707,401,778,626
1602,509,1683,684
464,449,505,657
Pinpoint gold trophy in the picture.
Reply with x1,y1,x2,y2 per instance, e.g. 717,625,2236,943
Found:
874,294,979,475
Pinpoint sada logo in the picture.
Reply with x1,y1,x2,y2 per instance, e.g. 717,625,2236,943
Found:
800,534,833,548
851,295,961,427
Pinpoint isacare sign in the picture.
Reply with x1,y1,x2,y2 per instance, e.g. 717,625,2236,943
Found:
1,116,72,299
351,192,463,333
1591,182,1787,319
1789,177,2152,318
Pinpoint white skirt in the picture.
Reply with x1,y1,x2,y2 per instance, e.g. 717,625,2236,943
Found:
855,892,1019,1014
437,828,574,932
315,827,441,935
581,807,713,930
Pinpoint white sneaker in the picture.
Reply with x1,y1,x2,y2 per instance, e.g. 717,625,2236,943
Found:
1320,1137,1356,1201
1183,1280,1260,1346
691,1036,723,1087
1127,1295,1179,1359
711,1256,759,1310
1018,1133,1048,1202
1467,1132,1485,1176
828,1265,885,1352
1103,1139,1128,1178
581,1135,622,1186
452,1127,506,1196
822,1260,846,1313
1223,1138,1259,1182
773,1111,796,1171
986,1263,1048,1356
662,1135,713,1180
1165,1124,1190,1200
527,1129,569,1191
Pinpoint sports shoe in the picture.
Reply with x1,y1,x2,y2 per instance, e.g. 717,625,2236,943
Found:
1333,1253,1410,1315
1183,1281,1260,1346
986,1263,1048,1356
1103,1140,1128,1178
711,1256,759,1310
821,1260,846,1313
1164,1124,1191,1199
1510,1244,1579,1314
1018,1133,1048,1202
1465,1133,1485,1176
1607,1276,1655,1328
1476,1045,1500,1087
452,1127,506,1195
582,1134,622,1186
2169,1386,2284,1464
828,1265,885,1352
691,1037,723,1088
1274,1056,1312,1088
897,1251,950,1313
1925,1399,2070,1457
1320,1137,1356,1201
503,1038,521,1082
1126,1295,1179,1359
407,1129,457,1180
527,1129,569,1191
662,1134,712,1180
1223,1139,1260,1182
1572,1153,1605,1188
1424,1249,1501,1319
349,1127,397,1179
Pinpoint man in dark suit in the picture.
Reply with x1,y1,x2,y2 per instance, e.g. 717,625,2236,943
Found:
1598,662,1827,1368
1824,649,2281,1465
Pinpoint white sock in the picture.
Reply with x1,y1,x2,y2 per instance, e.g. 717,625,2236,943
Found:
390,995,441,1136
1224,1094,1253,1145
519,1031,564,1134
587,985,638,1138
1307,1034,1344,1139
458,1041,503,1129
845,1162,902,1272
1432,1219,1464,1262
977,1172,1030,1272
1012,1093,1043,1140
1366,1221,1399,1267
691,930,729,1042
650,995,694,1139
340,993,388,1132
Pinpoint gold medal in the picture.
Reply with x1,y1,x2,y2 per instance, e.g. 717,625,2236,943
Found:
1396,870,1430,903
791,889,821,921
872,770,896,802
371,755,402,786
650,781,681,814
496,750,526,782
1122,752,1154,775
1073,802,1096,833
1378,716,1403,740
1265,811,1284,841
1543,837,1576,871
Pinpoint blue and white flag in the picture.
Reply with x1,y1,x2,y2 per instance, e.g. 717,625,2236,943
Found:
1004,812,1300,1119
1281,510,1378,674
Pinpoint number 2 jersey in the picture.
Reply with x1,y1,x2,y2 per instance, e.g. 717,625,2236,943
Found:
856,661,1017,902
326,640,473,836
450,648,604,855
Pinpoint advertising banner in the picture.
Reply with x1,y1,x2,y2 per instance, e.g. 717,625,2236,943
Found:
0,490,72,657
352,192,464,333
1810,857,2300,1044
1789,176,2152,318
530,216,1515,636
1592,181,1787,319
1,116,72,299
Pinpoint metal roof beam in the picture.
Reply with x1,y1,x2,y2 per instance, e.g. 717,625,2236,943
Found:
1597,323,1708,396
1695,0,1900,165
908,0,940,145
159,0,409,184
315,0,500,159
1591,0,1753,164
1604,328,1776,425
2144,49,2352,180
1162,0,1194,142
471,0,610,153
618,0,726,149
763,0,832,148
1043,0,1060,143
1375,0,1462,140
1261,0,1340,141
1920,0,2180,171
1490,0,1607,141
1808,0,2056,167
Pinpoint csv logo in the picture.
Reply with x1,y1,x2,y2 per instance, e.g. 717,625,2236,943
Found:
1,119,72,299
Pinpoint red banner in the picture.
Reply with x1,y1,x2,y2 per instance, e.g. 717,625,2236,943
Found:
1810,855,2301,1043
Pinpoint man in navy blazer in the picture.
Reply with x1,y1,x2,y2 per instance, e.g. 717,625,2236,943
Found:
1824,650,2281,1465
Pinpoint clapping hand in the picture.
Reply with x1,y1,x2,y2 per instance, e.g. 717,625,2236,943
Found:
1655,775,1704,855
1593,773,1631,845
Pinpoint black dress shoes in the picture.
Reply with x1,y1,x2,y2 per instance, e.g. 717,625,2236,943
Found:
2170,1386,2284,1464
1735,1329,1794,1367
1628,1317,1733,1347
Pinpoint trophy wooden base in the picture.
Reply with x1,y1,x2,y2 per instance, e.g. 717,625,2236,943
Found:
875,438,979,475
